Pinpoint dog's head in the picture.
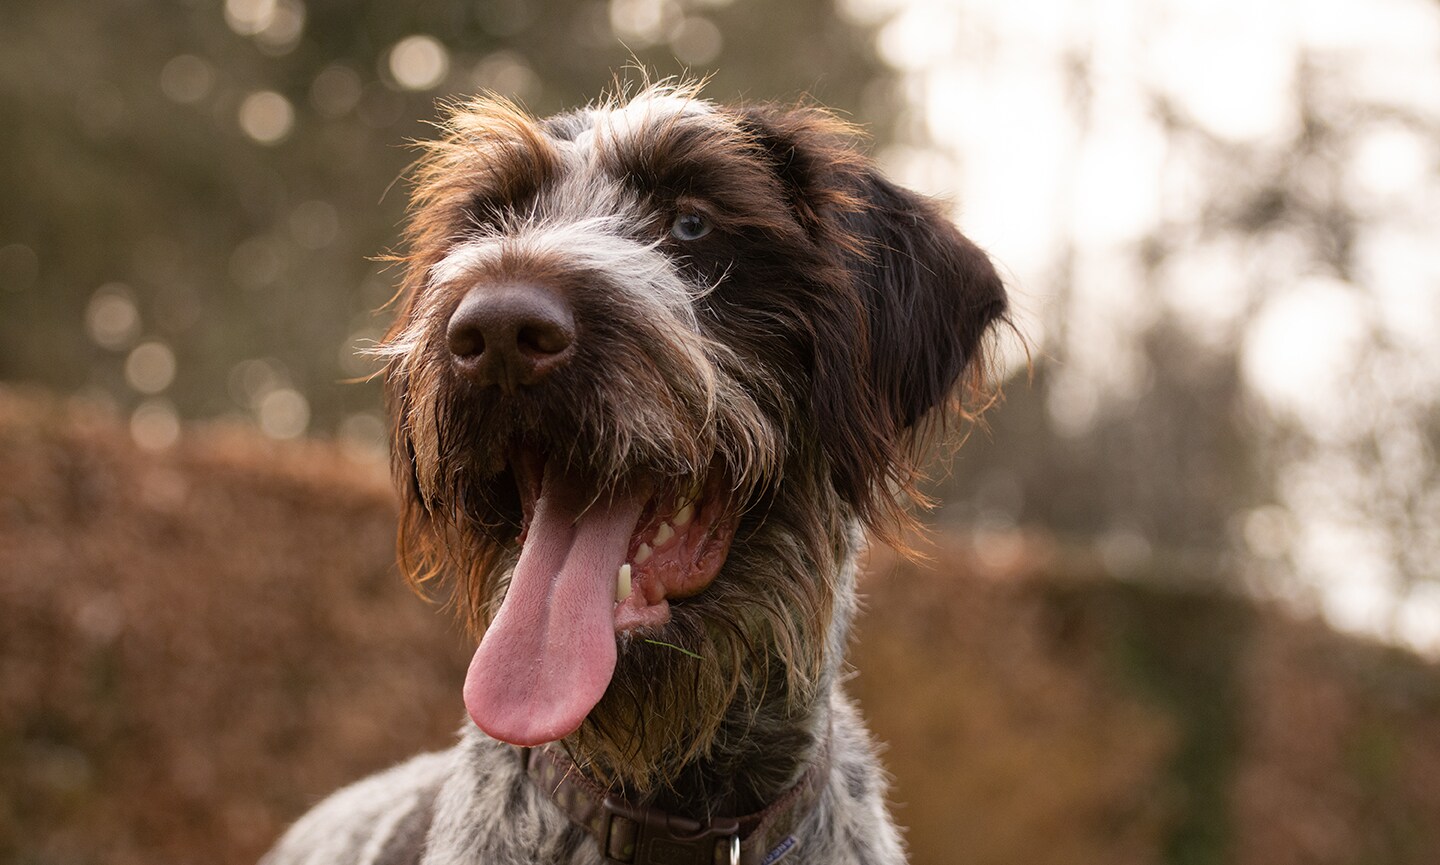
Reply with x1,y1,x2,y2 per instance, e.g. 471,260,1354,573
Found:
377,84,1006,787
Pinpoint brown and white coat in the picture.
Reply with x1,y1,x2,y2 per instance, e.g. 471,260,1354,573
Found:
262,84,1007,865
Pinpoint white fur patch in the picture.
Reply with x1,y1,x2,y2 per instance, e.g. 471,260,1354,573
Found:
573,91,716,153
428,215,700,328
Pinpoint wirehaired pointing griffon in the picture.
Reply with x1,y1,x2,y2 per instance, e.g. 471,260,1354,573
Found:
263,83,1007,865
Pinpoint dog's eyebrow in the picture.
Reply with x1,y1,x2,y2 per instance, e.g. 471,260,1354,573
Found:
565,96,738,191
411,96,562,216
600,116,780,210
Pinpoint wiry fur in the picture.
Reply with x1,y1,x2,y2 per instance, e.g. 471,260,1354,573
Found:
264,81,1007,865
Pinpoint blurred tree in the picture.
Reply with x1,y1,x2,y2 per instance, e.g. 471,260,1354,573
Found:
0,0,896,445
924,25,1440,624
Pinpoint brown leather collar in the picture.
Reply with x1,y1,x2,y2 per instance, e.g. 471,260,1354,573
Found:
524,744,829,865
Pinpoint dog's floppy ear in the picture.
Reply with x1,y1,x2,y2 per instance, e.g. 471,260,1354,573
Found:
841,171,1008,428
737,104,1008,528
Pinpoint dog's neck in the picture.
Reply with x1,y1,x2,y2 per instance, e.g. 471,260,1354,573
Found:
570,524,863,819
648,685,832,817
557,644,836,819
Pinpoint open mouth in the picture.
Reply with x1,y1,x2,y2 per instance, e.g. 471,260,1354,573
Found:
462,449,737,747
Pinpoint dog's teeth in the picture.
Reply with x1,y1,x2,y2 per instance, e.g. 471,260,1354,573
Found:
616,563,632,602
635,543,653,564
653,522,675,546
673,502,694,527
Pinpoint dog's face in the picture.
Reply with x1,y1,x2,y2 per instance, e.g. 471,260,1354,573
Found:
378,86,1006,787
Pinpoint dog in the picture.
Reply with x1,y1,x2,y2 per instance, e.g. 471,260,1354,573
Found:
262,83,1007,865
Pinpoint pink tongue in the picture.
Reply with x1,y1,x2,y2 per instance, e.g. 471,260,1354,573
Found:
463,464,646,745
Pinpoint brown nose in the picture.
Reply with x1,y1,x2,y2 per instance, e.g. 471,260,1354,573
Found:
446,284,576,390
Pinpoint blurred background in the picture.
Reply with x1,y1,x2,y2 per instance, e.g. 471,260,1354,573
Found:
2,0,1439,863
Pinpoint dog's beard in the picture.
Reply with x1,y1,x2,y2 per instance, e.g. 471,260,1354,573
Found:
392,349,848,790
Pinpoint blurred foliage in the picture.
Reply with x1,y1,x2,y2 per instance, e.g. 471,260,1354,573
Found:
913,6,1440,620
0,0,896,443
4,390,1439,865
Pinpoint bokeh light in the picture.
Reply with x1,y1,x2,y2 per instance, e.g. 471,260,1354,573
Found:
224,0,277,36
257,387,310,439
670,17,723,65
253,0,305,53
129,399,181,450
229,236,288,291
124,342,177,395
608,0,680,47
85,284,142,350
309,64,363,116
160,55,216,104
470,52,541,103
237,91,295,144
387,35,450,91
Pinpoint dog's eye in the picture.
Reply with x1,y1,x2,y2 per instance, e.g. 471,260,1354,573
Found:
670,212,711,241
